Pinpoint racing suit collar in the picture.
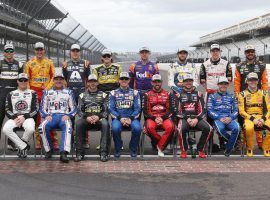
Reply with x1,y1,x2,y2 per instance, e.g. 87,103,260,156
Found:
183,87,195,93
152,88,163,93
52,86,64,91
102,63,113,68
119,86,130,92
247,87,258,94
217,91,228,96
71,58,81,64
210,58,220,65
87,89,98,94
177,60,187,66
140,60,150,65
4,58,14,64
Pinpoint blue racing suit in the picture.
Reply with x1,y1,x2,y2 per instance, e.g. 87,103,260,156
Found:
39,88,77,153
207,91,240,152
109,87,142,153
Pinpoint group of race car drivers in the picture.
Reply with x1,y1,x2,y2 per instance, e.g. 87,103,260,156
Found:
0,41,269,163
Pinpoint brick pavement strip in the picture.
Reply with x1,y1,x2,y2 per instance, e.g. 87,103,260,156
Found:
0,158,270,174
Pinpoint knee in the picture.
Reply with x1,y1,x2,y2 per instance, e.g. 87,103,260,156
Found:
111,120,121,134
131,120,142,133
3,121,14,135
165,120,175,132
145,119,156,132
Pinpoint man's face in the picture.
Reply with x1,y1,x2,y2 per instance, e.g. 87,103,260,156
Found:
35,48,45,59
178,52,188,61
17,78,28,90
218,82,229,92
183,79,193,89
4,49,14,60
140,51,150,61
247,78,258,88
87,80,98,90
102,54,112,64
210,49,220,60
53,77,64,88
119,77,130,87
245,50,256,61
71,49,80,60
151,80,162,91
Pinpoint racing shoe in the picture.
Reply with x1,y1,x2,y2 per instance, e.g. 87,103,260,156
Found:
246,149,253,157
157,146,165,157
180,151,187,159
264,150,270,157
114,151,121,158
74,152,85,162
60,151,69,163
45,150,53,159
21,142,30,158
224,149,231,157
198,151,207,158
100,153,109,162
17,149,22,158
130,151,137,158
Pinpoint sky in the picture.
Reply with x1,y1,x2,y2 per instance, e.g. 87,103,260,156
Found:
56,0,270,53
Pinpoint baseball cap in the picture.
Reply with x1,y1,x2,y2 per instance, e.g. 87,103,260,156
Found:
246,72,258,80
54,71,64,79
177,49,188,54
183,74,194,81
88,74,98,81
139,46,150,53
70,44,80,51
4,44,14,51
217,77,229,84
119,72,129,79
102,49,112,56
34,42,45,49
210,44,220,51
245,45,255,52
18,73,28,80
152,74,162,81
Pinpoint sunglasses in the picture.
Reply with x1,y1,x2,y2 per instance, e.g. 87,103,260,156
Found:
71,49,80,52
218,82,229,85
152,80,162,83
5,49,14,53
54,77,64,80
245,50,255,54
102,54,112,58
18,79,28,82
87,79,98,82
119,77,129,80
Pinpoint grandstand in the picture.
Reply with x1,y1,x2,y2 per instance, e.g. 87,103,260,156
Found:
157,12,270,64
0,0,109,66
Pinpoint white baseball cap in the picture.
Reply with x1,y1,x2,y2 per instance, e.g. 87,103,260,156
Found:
119,72,129,79
88,74,98,81
183,74,194,81
210,44,220,51
102,49,112,56
246,72,258,80
34,42,45,49
245,45,255,52
54,71,64,78
218,77,229,84
139,46,150,53
177,49,188,54
70,44,80,51
152,74,162,81
4,43,14,51
18,73,28,80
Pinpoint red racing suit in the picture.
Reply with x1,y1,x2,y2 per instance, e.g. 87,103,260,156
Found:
143,89,175,151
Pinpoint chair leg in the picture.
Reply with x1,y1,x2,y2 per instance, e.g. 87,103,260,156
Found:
3,135,7,159
140,132,145,158
173,129,178,159
32,133,36,158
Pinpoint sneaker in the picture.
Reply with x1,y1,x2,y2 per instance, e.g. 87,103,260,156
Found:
45,150,53,159
100,153,108,162
60,151,69,163
17,149,22,158
7,144,18,151
114,151,121,158
74,154,84,162
180,151,187,159
130,151,137,158
246,149,253,157
264,150,270,157
96,145,100,150
198,151,207,158
157,146,165,157
84,144,90,149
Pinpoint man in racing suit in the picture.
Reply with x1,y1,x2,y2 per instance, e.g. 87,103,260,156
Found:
129,47,159,95
74,74,110,162
25,42,58,150
39,72,77,163
168,49,199,94
238,72,270,157
200,43,232,150
0,44,23,150
3,73,38,158
176,74,212,159
234,45,268,148
143,74,175,157
62,44,91,148
109,72,142,158
207,77,240,157
92,49,121,94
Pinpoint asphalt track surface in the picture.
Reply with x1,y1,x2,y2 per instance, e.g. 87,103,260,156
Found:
0,62,269,200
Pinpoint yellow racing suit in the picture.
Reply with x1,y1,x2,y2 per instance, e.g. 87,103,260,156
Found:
238,89,270,150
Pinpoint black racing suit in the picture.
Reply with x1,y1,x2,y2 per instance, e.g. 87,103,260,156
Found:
176,89,212,152
0,59,23,145
75,90,110,156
